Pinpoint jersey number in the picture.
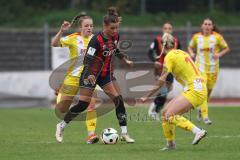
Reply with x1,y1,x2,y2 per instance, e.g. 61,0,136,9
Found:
185,57,199,76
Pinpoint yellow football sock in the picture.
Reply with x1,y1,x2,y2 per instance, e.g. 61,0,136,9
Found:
169,115,194,132
86,107,97,135
162,120,175,141
200,100,208,119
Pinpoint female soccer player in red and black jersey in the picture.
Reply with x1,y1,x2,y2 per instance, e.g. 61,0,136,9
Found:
147,22,181,120
56,9,135,143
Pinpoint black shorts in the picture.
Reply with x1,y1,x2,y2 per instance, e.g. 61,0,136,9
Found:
79,67,116,90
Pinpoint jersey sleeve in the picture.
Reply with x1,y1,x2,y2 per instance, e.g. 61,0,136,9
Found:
189,35,197,49
85,35,100,57
217,34,228,49
84,35,102,77
60,36,72,47
148,39,158,61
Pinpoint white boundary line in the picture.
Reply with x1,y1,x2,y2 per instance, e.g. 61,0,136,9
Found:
15,135,240,144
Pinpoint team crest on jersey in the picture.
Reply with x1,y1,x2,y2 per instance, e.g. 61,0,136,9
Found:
87,47,96,56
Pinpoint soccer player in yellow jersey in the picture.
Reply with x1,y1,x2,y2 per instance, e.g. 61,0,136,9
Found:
188,18,230,124
141,33,207,150
51,13,98,144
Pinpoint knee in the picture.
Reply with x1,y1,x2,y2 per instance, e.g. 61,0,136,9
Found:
59,107,68,113
161,107,167,116
56,102,70,113
113,95,124,106
162,109,174,122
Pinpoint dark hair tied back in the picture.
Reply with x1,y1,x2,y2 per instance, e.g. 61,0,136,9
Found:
103,7,119,25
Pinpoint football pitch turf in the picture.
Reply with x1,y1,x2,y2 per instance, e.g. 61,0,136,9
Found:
0,106,240,160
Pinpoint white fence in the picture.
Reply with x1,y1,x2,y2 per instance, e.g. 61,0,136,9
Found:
0,68,239,101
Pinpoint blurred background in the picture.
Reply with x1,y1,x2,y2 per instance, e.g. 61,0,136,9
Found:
0,0,239,108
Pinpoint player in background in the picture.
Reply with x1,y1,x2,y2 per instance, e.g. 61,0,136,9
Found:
55,8,135,143
141,33,207,150
147,22,181,120
188,18,230,124
52,12,99,144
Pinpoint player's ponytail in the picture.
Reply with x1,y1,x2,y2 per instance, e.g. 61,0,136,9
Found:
103,6,119,25
70,12,92,27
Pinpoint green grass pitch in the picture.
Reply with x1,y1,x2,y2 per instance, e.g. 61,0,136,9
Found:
0,106,240,160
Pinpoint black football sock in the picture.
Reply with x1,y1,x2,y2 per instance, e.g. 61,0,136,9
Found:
63,100,89,123
113,95,127,126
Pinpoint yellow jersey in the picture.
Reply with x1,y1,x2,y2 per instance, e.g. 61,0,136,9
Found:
164,49,205,92
60,32,93,77
189,31,228,73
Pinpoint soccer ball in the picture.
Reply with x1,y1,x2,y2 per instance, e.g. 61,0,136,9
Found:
101,128,119,144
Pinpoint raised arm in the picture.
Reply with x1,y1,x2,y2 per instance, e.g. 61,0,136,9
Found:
51,21,71,47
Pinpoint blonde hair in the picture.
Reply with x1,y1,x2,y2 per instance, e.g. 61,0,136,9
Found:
162,33,175,49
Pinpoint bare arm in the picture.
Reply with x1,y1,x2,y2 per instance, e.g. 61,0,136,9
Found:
115,50,134,67
188,46,195,59
51,21,71,47
140,66,169,102
214,47,230,59
121,57,133,67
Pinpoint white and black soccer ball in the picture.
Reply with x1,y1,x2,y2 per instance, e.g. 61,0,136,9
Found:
101,128,119,144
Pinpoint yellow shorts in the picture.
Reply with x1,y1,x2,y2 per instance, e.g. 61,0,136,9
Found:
201,72,218,90
59,75,80,96
182,84,207,108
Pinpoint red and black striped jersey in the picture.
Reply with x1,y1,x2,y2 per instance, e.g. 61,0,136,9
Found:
148,34,181,76
84,32,119,77
148,35,181,64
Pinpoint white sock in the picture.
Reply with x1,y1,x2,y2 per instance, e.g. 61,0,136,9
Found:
149,102,156,113
121,126,127,134
59,121,67,128
192,126,201,134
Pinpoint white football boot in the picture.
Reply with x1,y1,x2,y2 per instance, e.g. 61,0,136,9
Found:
120,133,135,143
203,118,212,125
55,123,64,143
161,142,176,151
192,129,207,145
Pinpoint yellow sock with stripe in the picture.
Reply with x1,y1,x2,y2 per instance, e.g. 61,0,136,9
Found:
86,106,97,136
168,115,195,132
162,120,175,141
200,100,208,119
